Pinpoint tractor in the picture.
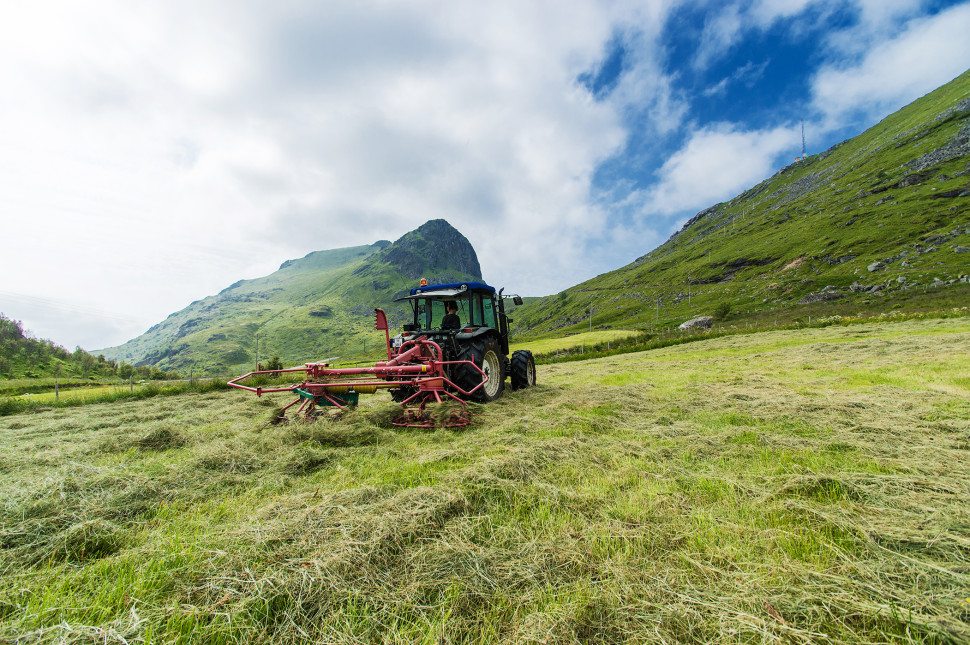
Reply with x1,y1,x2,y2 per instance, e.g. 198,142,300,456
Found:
391,280,536,403
228,279,536,427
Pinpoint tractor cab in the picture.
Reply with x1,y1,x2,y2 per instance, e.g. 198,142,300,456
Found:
396,281,511,353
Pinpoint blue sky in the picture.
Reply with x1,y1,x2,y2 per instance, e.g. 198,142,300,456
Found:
0,0,968,349
581,0,969,261
590,0,963,189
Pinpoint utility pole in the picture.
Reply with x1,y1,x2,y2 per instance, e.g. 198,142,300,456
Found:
255,332,259,371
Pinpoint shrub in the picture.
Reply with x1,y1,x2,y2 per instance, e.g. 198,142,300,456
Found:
713,302,733,320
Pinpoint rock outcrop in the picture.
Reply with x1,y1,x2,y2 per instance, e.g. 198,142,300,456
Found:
679,316,714,331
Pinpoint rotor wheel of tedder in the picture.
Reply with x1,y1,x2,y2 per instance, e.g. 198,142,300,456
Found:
389,386,416,403
510,349,536,390
453,336,506,402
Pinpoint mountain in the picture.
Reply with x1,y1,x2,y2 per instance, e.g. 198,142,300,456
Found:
514,70,970,338
98,220,482,373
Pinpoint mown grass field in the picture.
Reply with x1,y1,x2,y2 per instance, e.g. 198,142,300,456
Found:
511,330,640,357
0,377,125,397
15,383,151,405
1,319,968,642
0,380,227,418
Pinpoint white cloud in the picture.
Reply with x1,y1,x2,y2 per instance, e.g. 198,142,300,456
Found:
749,0,825,26
693,4,743,70
0,0,679,348
703,59,770,96
641,124,798,216
691,0,831,71
826,0,926,52
812,2,970,126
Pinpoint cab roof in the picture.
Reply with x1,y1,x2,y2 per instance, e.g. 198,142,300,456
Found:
404,281,496,298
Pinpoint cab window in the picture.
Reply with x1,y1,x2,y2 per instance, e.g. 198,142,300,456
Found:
482,296,496,328
467,295,482,326
427,300,446,329
455,298,471,327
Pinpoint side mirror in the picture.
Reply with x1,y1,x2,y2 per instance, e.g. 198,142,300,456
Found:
512,296,523,306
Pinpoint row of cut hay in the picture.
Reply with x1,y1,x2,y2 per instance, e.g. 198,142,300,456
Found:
0,378,227,417
532,306,970,365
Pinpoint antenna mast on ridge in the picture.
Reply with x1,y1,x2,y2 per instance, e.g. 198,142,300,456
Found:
801,120,807,160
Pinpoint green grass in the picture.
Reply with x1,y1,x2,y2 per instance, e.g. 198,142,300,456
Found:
510,330,640,356
0,377,113,396
1,318,968,642
528,305,970,365
0,379,227,417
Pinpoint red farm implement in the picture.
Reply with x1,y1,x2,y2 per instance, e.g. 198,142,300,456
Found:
228,309,488,428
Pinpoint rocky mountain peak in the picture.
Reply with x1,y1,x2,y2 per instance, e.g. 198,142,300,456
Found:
378,219,482,280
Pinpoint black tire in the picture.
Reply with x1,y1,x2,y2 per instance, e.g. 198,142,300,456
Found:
510,350,536,390
453,336,506,402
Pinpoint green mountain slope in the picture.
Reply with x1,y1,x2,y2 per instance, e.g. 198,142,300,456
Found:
514,71,970,338
98,220,482,373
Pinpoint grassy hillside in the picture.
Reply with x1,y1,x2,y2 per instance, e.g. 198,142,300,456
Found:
514,70,970,339
2,318,968,642
97,220,483,374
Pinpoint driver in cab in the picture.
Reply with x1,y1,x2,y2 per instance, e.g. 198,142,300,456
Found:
441,300,461,330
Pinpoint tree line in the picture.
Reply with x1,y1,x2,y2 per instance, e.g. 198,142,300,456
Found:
0,313,177,381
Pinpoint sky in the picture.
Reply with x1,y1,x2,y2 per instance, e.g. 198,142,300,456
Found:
1,0,968,350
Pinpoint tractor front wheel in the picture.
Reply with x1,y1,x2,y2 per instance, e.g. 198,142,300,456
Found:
510,350,536,390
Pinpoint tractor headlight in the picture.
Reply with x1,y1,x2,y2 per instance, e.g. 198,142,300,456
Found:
392,334,404,348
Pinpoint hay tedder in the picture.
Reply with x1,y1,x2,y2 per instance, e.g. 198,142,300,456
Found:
228,281,536,428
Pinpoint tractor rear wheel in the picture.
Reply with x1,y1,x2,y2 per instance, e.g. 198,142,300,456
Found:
510,350,536,390
453,337,505,402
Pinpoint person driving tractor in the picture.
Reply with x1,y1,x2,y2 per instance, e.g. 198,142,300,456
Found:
441,300,461,330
